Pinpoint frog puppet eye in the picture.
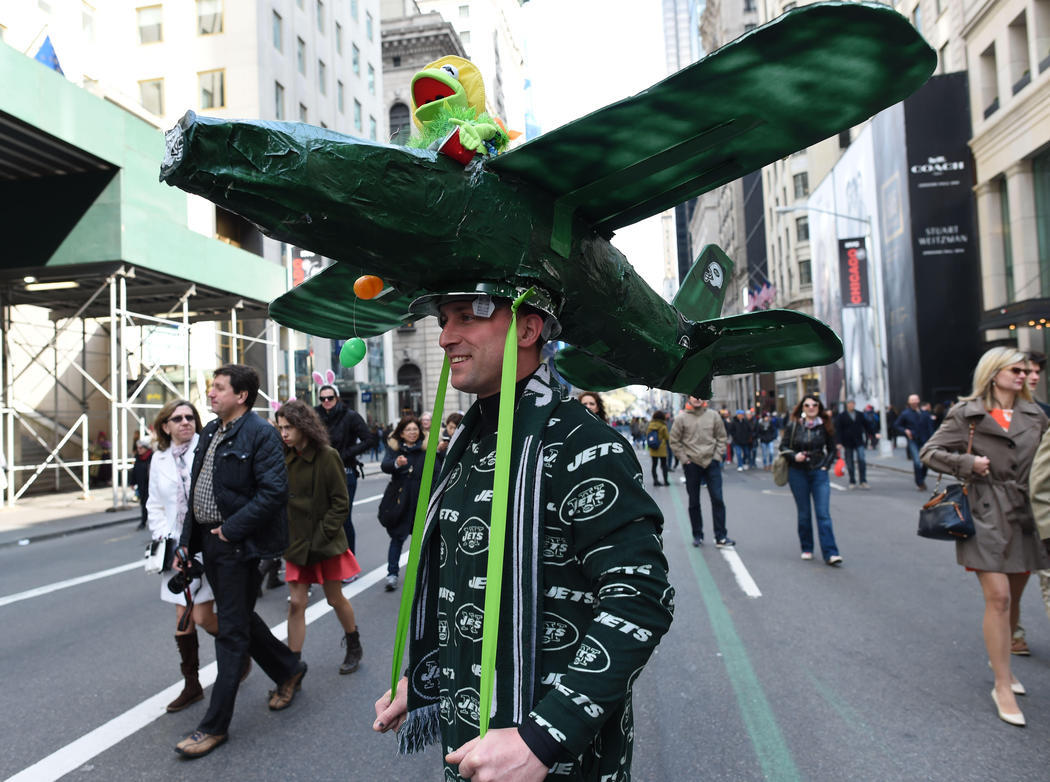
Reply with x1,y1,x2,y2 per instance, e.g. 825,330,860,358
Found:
441,63,460,80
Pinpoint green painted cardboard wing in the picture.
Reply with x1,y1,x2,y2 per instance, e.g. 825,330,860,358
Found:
159,1,935,396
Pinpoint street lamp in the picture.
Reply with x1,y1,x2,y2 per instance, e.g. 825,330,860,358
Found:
775,204,893,457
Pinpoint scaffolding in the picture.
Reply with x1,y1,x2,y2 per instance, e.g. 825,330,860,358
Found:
0,263,280,509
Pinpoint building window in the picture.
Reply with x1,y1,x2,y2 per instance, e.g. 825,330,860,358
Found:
369,115,377,140
368,63,375,94
297,37,306,74
1008,12,1032,94
350,0,357,19
354,99,362,132
337,80,344,112
275,81,285,119
980,43,999,118
352,43,360,75
459,4,469,16
744,0,756,9
796,216,809,242
197,0,222,35
319,59,326,94
317,0,325,32
793,172,809,198
137,5,162,43
392,54,401,67
299,103,308,122
335,21,342,54
139,78,163,114
296,0,303,7
273,10,282,51
389,102,410,144
460,30,471,44
199,69,225,108
744,23,757,31
799,258,811,286
366,11,373,40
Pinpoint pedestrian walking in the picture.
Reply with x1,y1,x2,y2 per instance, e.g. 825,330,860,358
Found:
835,400,877,489
146,400,218,713
379,415,431,592
922,347,1048,727
315,383,376,555
173,364,307,759
669,396,733,547
646,410,670,486
728,410,754,471
756,412,778,470
577,391,608,422
131,437,153,530
275,400,363,675
781,396,843,566
894,395,936,490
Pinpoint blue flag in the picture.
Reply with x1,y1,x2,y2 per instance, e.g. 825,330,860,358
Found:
34,35,64,75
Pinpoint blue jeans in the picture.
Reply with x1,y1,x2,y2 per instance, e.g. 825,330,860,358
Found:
388,532,408,576
732,444,746,466
906,439,928,487
760,441,777,467
683,460,727,541
787,467,839,560
343,467,358,554
843,445,867,484
747,445,757,468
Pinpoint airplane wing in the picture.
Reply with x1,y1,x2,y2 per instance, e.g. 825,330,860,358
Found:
268,263,420,339
486,1,935,255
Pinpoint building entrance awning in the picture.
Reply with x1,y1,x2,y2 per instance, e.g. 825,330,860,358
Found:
980,298,1050,332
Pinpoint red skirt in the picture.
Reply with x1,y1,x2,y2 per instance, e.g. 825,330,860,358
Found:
285,549,362,584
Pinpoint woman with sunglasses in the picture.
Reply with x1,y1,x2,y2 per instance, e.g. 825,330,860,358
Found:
922,347,1049,727
781,396,843,566
147,399,219,712
275,400,363,675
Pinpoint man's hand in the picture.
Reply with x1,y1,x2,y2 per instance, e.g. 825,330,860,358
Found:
905,429,913,439
209,526,230,542
446,728,548,782
373,676,408,733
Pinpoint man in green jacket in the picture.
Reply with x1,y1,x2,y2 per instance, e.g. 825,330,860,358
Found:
669,396,733,548
373,286,674,781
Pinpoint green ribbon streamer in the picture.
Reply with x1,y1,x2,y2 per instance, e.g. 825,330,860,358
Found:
389,353,451,700
479,287,535,736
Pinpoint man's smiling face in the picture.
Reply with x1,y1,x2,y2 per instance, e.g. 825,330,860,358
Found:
437,299,512,398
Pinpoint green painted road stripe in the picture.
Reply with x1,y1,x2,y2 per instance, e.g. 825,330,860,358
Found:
668,488,801,782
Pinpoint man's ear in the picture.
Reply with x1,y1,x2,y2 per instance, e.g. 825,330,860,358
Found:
516,312,545,348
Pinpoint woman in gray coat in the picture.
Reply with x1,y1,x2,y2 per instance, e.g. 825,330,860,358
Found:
921,346,1048,727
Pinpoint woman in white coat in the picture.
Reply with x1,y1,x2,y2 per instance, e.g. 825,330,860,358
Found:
147,399,218,712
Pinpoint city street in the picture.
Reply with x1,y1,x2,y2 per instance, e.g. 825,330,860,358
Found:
4,456,1050,781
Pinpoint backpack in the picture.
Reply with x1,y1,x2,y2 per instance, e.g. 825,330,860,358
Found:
647,429,661,450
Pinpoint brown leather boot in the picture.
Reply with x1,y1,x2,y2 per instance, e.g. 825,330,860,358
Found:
167,633,204,712
339,629,362,675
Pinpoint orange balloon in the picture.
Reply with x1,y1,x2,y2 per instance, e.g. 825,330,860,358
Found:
353,275,384,299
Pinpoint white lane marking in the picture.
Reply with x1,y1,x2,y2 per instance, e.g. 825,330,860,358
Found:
0,494,384,608
829,482,846,492
0,561,142,608
719,548,762,598
4,554,408,782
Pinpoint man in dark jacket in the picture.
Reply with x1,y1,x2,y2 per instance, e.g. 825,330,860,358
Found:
727,410,755,471
315,384,377,554
174,364,304,758
893,394,936,490
835,400,877,489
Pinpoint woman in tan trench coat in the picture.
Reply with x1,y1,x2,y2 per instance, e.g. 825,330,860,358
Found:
921,347,1048,727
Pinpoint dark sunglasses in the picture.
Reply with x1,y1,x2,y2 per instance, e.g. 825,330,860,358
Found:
319,395,337,402
167,414,194,423
1008,368,1030,376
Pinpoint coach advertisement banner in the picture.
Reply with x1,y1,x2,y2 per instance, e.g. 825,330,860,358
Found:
838,238,870,308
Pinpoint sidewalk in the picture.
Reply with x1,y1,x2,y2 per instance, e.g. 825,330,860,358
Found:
0,460,387,549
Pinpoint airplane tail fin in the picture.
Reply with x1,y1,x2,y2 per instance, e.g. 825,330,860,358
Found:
671,245,734,323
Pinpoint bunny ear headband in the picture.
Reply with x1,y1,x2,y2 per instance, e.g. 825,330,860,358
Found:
312,369,336,388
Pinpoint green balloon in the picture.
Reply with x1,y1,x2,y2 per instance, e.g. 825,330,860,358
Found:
340,337,367,367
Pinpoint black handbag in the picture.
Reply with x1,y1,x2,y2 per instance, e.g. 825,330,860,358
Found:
917,423,976,541
377,476,406,529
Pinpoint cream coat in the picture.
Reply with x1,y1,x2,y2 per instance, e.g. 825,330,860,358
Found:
921,399,1049,572
146,433,199,541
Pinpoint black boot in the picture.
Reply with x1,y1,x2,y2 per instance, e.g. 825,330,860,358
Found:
167,633,204,712
340,630,363,675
